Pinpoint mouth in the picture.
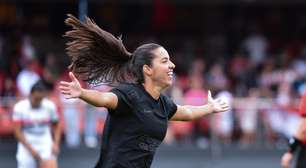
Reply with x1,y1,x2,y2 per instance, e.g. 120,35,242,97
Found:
167,71,173,78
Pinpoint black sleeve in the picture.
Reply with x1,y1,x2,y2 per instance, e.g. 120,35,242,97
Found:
109,88,130,116
162,95,178,120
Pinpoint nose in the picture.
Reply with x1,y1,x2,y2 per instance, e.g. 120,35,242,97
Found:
169,61,175,69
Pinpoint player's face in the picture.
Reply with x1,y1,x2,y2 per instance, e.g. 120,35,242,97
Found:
149,47,175,88
30,91,46,108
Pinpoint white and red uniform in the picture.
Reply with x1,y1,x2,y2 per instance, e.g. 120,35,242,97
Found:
13,98,58,168
299,91,306,145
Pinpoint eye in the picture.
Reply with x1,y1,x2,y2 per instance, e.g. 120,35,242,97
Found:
161,58,168,63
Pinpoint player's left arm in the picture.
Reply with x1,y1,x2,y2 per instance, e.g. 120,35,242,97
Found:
281,93,306,168
170,91,229,121
51,121,61,153
281,117,306,168
50,103,61,155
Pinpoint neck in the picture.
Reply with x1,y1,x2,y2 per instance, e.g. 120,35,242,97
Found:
142,81,163,100
29,97,39,108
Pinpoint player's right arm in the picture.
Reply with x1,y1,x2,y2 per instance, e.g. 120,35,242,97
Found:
13,103,41,161
59,72,118,110
14,121,42,162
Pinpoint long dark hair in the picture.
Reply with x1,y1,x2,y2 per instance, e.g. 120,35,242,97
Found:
64,14,161,85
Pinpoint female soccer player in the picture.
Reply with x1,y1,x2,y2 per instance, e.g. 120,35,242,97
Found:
59,14,229,168
13,81,61,168
281,90,306,168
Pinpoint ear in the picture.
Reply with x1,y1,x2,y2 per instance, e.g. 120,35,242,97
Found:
143,64,152,76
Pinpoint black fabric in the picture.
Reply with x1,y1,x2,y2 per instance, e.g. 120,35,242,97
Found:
296,145,306,168
288,137,303,153
95,83,177,168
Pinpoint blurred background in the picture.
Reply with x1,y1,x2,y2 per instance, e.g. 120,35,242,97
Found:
1,0,306,168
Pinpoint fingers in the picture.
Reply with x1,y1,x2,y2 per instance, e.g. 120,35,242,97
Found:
215,98,222,103
221,106,230,111
208,90,212,99
63,94,74,99
59,85,70,91
214,98,230,112
219,103,229,111
222,104,229,109
214,98,227,106
60,90,71,95
208,90,214,103
59,87,74,98
207,91,230,112
218,100,227,106
59,78,79,99
59,84,72,95
59,85,73,98
220,101,229,111
60,81,71,87
69,72,78,82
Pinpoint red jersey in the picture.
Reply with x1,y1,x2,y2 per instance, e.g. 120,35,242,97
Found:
300,91,306,117
300,91,306,144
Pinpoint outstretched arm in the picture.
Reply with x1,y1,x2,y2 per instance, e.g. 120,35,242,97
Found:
59,72,118,109
281,117,306,168
170,91,229,121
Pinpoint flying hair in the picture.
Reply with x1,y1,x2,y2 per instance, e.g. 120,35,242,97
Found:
64,14,133,85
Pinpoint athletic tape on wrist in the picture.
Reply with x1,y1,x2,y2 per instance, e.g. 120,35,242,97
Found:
288,137,302,153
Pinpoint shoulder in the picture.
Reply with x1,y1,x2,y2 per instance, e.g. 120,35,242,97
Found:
13,99,29,114
160,93,177,119
160,93,171,100
107,83,139,113
110,83,142,108
41,99,56,109
14,99,29,109
112,83,141,99
113,83,138,92
160,93,176,107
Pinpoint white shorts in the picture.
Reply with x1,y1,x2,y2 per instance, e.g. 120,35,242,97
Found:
16,143,56,168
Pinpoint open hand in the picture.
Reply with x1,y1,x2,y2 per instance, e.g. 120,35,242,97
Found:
52,143,60,156
207,90,229,113
281,152,293,168
30,149,42,164
59,72,82,99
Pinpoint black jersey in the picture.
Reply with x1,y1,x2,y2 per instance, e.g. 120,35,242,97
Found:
95,83,177,168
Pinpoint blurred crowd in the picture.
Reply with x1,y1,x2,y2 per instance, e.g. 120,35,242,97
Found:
0,5,306,150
